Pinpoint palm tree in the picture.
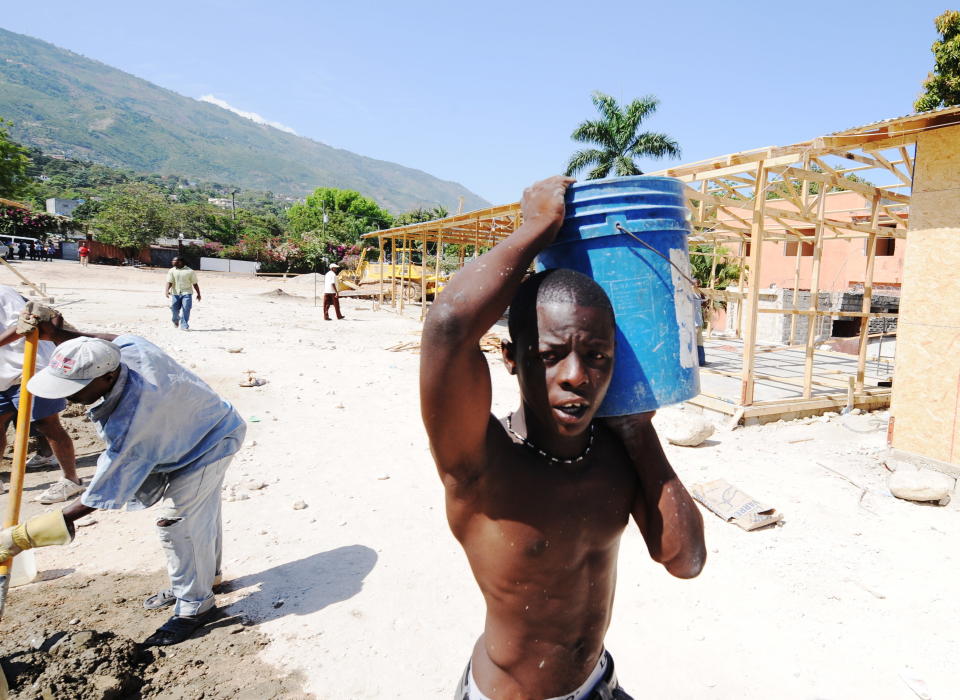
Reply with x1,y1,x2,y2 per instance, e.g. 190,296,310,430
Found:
565,91,680,179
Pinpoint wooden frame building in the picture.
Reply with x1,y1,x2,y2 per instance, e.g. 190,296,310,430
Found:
362,106,960,423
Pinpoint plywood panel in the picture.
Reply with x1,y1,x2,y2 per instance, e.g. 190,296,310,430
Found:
913,125,960,193
891,228,960,465
910,189,960,230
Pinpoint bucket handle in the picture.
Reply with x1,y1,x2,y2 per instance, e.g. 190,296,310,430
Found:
613,223,702,297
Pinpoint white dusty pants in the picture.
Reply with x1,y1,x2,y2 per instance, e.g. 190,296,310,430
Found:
155,455,232,616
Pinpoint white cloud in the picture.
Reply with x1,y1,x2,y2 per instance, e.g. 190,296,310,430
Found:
198,95,298,135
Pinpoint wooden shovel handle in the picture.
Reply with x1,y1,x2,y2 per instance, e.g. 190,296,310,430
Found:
0,329,39,575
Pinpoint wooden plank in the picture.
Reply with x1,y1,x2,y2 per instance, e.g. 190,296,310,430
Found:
802,189,828,399
756,308,897,318
420,227,427,320
702,366,853,390
685,394,739,415
743,391,891,418
770,165,910,204
855,194,881,389
870,150,913,187
377,237,385,308
898,145,914,173
740,163,768,406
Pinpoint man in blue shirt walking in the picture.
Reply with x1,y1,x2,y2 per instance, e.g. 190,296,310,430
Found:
0,308,245,646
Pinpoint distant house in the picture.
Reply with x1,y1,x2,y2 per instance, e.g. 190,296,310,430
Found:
207,197,233,209
45,197,83,217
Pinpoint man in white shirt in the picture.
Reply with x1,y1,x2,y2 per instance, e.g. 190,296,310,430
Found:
323,263,345,321
0,286,83,503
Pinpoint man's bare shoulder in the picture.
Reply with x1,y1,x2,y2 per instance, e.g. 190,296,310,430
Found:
434,414,510,490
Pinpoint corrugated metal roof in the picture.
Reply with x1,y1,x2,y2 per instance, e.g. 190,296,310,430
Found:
829,104,960,136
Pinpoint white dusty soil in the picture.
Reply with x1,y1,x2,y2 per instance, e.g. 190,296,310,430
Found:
1,259,958,699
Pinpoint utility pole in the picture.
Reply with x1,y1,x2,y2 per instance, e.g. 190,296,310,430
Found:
231,189,238,220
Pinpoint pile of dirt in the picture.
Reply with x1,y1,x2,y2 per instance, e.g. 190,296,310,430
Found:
258,288,303,300
4,629,151,699
0,571,308,699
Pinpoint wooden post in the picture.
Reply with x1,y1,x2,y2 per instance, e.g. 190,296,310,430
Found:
790,154,811,344
801,190,829,398
740,163,769,406
377,236,385,309
420,228,427,321
398,233,405,314
788,238,803,344
390,236,398,309
434,227,443,296
703,237,717,335
855,194,882,390
734,238,747,338
474,218,480,259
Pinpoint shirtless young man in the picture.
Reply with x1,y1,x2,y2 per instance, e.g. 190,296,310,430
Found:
420,176,706,700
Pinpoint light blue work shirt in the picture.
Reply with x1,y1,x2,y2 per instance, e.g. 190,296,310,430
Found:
81,334,246,510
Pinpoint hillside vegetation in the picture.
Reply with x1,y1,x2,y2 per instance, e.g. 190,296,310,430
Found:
0,28,487,213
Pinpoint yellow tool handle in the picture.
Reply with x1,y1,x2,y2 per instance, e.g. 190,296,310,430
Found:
0,329,39,575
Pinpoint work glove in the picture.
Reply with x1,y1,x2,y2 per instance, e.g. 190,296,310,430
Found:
16,302,77,338
16,301,59,335
0,510,72,562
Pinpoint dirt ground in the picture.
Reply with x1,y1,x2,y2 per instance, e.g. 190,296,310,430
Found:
0,259,958,699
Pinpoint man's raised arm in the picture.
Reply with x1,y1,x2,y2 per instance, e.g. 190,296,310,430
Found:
420,176,574,480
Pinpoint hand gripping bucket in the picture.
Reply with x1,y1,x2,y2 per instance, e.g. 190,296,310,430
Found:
535,175,700,416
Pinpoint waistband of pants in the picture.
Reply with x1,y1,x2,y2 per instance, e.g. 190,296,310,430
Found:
465,650,615,700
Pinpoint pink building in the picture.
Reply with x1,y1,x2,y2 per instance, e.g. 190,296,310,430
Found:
715,191,905,293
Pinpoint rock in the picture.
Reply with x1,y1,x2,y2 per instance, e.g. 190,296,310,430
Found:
91,673,123,694
243,479,267,491
888,467,955,505
71,630,97,648
653,410,715,447
292,500,307,510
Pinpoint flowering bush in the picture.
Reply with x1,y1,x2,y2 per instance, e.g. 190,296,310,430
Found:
0,206,65,236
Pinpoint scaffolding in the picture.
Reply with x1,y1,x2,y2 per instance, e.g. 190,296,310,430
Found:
362,105,960,422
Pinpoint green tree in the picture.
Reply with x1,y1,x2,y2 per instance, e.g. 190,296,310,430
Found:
565,92,680,179
690,244,741,323
71,199,104,222
393,205,449,227
0,119,31,199
915,10,960,111
287,187,393,243
93,183,173,251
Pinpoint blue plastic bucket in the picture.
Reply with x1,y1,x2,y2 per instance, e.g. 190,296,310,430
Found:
535,175,700,416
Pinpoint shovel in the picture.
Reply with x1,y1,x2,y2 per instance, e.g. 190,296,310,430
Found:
0,329,40,698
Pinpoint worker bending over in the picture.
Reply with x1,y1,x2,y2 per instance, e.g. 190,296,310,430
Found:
0,306,244,646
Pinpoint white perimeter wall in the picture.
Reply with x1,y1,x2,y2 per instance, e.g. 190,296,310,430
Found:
200,257,261,274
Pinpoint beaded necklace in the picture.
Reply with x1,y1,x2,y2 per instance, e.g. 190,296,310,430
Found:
506,412,596,466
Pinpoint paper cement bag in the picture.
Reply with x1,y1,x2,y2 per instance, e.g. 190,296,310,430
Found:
691,479,782,531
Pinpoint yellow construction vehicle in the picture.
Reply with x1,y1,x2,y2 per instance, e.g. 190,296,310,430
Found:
338,247,447,301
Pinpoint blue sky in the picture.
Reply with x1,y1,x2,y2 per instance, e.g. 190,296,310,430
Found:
1,1,950,205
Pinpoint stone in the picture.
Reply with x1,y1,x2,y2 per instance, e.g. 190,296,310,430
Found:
292,500,308,510
91,673,123,694
653,410,715,447
888,467,955,505
243,479,267,491
71,630,98,648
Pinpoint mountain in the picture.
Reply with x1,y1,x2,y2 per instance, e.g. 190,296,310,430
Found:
0,28,488,213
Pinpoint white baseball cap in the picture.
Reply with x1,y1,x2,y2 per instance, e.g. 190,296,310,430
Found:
330,263,340,269
28,337,121,399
